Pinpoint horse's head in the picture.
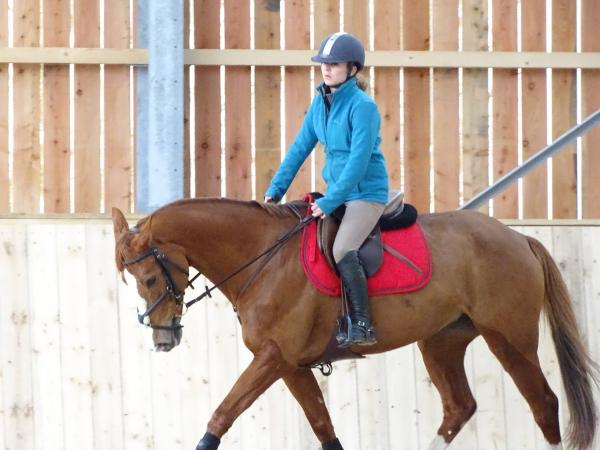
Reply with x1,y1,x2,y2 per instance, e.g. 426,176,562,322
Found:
112,207,189,352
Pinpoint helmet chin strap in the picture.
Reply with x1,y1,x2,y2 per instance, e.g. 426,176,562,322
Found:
328,65,357,89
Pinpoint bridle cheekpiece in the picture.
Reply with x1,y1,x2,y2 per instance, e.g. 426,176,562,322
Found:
122,244,189,331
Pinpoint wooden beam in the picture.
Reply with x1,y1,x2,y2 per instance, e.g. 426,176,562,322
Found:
186,49,600,68
1,47,600,68
0,47,148,64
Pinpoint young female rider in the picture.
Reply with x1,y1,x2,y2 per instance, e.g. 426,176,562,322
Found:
265,32,390,346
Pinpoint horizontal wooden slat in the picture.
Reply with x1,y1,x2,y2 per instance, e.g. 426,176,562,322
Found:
0,47,148,64
2,48,600,68
187,50,600,68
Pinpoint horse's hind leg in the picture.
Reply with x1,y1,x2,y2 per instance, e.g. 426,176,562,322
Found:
476,323,561,447
417,315,479,449
283,368,343,450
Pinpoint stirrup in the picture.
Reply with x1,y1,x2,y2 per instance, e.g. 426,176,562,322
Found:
337,319,377,347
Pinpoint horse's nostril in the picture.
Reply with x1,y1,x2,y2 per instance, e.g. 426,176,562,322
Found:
154,343,173,352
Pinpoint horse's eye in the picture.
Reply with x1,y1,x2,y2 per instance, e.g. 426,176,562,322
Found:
145,276,157,288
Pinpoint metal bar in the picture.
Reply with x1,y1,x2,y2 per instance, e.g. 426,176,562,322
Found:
2,48,600,68
136,0,184,212
135,1,150,211
461,108,600,210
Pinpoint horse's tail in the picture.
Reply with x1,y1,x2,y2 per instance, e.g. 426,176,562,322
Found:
527,236,598,449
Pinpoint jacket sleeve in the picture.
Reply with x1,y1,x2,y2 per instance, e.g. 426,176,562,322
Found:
315,101,380,215
265,103,318,201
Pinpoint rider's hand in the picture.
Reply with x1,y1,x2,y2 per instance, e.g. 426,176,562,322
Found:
311,203,326,218
264,196,273,203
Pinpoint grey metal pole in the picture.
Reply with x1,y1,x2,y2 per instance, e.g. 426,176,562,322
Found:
136,1,149,211
136,0,184,212
460,108,600,211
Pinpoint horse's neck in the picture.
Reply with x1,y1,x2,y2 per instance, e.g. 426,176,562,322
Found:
153,200,292,300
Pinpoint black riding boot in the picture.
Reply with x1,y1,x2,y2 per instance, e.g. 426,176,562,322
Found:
336,250,377,346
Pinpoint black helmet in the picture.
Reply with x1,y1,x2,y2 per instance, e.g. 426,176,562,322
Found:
311,32,365,71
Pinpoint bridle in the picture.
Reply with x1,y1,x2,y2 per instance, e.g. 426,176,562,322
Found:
122,244,191,331
121,210,316,332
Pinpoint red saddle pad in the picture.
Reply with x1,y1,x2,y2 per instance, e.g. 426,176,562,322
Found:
300,219,432,297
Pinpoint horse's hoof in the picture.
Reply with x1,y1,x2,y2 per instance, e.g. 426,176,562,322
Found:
322,437,344,450
196,432,220,450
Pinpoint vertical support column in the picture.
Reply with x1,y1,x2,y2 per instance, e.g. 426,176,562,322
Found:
136,1,149,211
137,0,184,212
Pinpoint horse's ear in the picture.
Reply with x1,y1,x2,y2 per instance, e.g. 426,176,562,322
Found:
112,208,129,283
112,207,129,238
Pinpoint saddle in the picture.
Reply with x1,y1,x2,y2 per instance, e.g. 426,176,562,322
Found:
314,191,418,277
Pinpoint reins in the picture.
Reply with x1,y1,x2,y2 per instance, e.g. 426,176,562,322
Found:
184,214,316,310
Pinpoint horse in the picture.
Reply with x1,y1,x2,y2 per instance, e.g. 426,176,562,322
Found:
111,197,598,450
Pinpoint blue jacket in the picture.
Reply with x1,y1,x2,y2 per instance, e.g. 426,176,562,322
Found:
265,77,389,215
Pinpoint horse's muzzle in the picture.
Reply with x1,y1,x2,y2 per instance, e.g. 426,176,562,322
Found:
152,318,183,351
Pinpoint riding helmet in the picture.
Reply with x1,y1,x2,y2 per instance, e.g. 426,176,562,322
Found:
311,32,366,71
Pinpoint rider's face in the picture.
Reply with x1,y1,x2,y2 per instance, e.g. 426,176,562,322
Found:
321,62,354,86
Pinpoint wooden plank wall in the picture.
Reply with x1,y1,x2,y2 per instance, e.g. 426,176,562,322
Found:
2,1,600,218
2,0,133,214
285,0,311,201
551,0,577,219
74,0,101,212
403,1,430,213
104,0,133,212
1,220,599,449
581,0,600,218
374,1,401,195
254,1,281,202
462,0,490,216
194,0,221,198
0,0,7,212
12,0,41,213
521,0,548,219
491,0,518,218
43,0,70,213
224,0,251,199
432,0,459,211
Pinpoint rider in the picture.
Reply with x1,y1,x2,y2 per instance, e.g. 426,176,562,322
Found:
264,32,389,346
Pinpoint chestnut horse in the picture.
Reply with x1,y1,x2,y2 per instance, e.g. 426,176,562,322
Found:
112,198,597,450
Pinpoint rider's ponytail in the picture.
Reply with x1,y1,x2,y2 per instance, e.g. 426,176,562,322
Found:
356,72,369,91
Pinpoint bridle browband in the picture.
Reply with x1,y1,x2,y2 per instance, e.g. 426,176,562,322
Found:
121,210,316,331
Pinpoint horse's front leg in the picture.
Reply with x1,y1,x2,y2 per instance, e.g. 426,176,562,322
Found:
283,368,344,450
196,339,291,450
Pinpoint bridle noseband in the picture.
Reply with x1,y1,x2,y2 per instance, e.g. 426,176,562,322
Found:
122,244,190,331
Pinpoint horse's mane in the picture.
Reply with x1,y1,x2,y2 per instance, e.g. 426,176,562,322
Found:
252,199,309,219
147,197,309,221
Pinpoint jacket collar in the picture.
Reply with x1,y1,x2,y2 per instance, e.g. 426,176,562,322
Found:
317,76,358,100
